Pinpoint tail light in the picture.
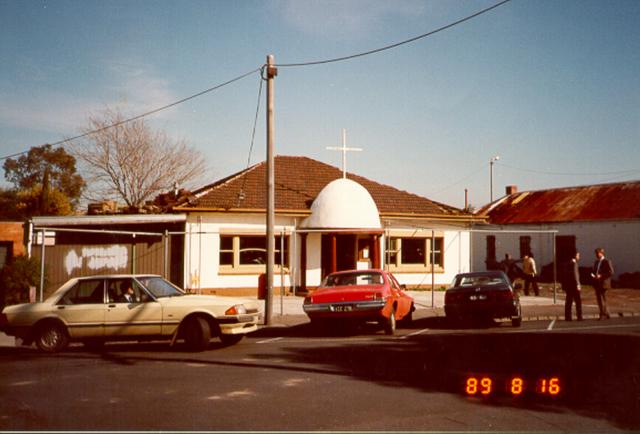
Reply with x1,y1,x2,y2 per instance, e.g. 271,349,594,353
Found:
494,290,514,301
303,296,313,305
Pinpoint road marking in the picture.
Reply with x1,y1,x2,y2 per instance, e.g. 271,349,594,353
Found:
9,380,37,387
256,337,284,344
553,323,640,332
547,319,556,330
399,328,430,339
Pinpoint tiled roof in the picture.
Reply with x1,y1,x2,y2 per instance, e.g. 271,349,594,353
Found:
479,181,640,224
177,155,465,217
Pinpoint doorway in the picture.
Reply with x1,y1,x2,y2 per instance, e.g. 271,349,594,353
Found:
321,234,357,278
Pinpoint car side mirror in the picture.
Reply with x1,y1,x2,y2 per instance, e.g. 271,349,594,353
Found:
400,284,407,290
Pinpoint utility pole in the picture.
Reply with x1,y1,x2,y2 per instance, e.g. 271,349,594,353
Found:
265,54,277,325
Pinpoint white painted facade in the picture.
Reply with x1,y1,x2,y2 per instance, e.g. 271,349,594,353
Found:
181,178,473,294
471,220,640,278
182,213,472,293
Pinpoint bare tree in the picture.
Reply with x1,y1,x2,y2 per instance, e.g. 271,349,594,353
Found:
71,108,206,209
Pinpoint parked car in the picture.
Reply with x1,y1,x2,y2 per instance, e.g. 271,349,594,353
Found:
303,269,414,334
0,274,260,352
445,271,522,327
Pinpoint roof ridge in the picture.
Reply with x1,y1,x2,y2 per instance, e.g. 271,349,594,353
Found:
513,179,640,195
190,160,266,199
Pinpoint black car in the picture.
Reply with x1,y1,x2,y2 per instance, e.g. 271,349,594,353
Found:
444,271,522,327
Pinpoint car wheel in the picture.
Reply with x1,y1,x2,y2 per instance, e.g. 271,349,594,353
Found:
183,316,211,352
383,309,396,335
35,322,69,353
219,334,244,346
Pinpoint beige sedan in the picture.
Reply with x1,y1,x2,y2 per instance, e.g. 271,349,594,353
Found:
0,275,260,352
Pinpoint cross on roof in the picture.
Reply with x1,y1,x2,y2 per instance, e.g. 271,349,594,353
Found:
326,129,362,178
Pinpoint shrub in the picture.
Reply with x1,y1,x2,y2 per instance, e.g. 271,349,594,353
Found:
0,255,43,307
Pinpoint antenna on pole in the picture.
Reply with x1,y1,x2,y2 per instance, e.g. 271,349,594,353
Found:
326,129,362,178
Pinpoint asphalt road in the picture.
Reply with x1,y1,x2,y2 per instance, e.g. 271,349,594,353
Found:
1,316,639,432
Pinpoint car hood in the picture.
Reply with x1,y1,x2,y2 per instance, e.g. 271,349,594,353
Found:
2,301,53,314
308,286,386,303
157,294,259,311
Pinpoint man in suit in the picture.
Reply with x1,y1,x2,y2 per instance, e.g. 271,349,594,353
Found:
120,281,136,303
592,247,613,319
562,251,582,321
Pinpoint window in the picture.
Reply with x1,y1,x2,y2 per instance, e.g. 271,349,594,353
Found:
486,236,496,263
385,235,444,272
59,279,105,305
220,236,234,266
519,236,531,258
0,242,11,270
401,238,425,264
219,234,289,273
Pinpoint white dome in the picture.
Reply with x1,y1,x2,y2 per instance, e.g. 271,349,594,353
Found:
301,178,381,229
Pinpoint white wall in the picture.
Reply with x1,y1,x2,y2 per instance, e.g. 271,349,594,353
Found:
471,221,640,278
184,213,296,291
183,213,474,291
387,230,470,288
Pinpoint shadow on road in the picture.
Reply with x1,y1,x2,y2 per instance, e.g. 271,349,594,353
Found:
1,323,638,430
255,330,640,430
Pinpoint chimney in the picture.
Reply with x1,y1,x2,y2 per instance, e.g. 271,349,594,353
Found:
505,185,518,195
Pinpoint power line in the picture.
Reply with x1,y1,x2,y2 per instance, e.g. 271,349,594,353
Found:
237,74,265,207
497,162,640,177
2,0,513,162
0,67,262,162
276,0,512,68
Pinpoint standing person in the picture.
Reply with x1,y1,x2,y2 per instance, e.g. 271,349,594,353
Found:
562,251,583,321
592,247,613,320
501,253,519,283
522,253,540,296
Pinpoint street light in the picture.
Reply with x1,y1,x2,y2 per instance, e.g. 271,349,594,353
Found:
490,155,500,202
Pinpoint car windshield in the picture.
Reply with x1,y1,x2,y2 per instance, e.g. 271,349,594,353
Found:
454,274,507,287
322,271,384,287
137,276,185,298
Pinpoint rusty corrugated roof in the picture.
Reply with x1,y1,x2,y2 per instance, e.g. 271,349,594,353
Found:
479,181,640,224
176,155,466,217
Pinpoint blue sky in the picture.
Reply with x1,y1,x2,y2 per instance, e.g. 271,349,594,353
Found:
1,0,638,209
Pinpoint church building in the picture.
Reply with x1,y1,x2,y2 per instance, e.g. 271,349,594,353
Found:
174,155,480,295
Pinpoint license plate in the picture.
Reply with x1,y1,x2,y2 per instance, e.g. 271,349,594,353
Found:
469,295,487,301
334,305,353,312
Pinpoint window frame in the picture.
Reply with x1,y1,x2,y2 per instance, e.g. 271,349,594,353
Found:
385,234,445,273
219,234,290,275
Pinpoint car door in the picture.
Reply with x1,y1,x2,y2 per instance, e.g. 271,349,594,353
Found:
55,278,106,338
104,278,163,337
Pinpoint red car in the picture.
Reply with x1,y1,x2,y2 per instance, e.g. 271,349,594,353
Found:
303,269,414,334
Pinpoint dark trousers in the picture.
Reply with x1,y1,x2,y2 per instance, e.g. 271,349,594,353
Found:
564,289,582,321
594,286,610,318
523,274,539,296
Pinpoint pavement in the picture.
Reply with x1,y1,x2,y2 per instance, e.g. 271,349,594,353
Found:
2,284,639,346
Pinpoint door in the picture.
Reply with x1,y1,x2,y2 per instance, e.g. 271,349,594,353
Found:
104,278,163,337
556,236,577,264
55,278,106,338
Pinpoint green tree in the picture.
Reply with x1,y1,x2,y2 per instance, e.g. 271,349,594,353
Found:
0,255,43,307
2,144,85,216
